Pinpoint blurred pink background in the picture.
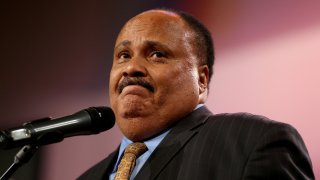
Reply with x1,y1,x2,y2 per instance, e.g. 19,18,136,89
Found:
1,1,319,179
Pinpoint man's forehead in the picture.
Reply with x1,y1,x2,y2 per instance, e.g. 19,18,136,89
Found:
125,10,182,28
139,9,180,18
116,11,187,43
114,9,197,55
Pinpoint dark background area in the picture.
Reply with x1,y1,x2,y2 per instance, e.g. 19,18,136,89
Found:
0,1,179,179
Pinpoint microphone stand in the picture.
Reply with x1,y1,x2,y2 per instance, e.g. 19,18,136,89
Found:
0,145,38,180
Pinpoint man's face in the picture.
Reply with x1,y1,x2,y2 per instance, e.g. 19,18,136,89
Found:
109,10,208,141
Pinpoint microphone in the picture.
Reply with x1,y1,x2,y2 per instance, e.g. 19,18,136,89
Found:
0,107,115,149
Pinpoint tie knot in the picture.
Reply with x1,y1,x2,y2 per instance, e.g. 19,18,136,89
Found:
124,142,147,157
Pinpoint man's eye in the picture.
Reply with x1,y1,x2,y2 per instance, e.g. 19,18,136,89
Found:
119,52,131,59
151,51,166,58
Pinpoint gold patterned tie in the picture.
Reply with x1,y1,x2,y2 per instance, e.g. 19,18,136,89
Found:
114,142,147,180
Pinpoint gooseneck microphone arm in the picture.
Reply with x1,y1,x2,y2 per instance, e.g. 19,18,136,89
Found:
0,145,38,180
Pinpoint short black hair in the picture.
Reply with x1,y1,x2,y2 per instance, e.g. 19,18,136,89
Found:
155,8,215,82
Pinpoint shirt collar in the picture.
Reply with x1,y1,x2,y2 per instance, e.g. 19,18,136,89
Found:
112,103,204,172
112,128,170,173
118,128,170,156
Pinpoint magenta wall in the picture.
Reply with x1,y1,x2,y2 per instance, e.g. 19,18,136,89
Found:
1,1,319,179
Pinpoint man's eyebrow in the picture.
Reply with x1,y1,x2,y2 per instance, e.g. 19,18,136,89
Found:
114,40,131,50
144,41,171,51
114,40,173,53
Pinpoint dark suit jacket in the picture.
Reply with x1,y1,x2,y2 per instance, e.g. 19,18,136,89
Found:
78,106,314,180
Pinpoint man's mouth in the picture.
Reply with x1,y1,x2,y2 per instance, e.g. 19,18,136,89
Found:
118,77,154,93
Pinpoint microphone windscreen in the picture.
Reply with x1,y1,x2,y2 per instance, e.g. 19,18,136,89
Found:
86,107,115,133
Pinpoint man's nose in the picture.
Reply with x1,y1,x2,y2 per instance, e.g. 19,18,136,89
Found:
122,57,147,77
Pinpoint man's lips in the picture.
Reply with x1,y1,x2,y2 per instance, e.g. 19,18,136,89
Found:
118,77,154,94
121,85,150,96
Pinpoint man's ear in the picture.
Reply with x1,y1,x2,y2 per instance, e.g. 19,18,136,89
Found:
198,65,209,95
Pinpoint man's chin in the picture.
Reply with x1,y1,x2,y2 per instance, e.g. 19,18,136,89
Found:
117,100,150,118
118,107,146,119
117,117,154,142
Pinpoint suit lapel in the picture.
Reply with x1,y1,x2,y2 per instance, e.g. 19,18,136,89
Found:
93,147,119,179
135,106,212,180
102,150,119,177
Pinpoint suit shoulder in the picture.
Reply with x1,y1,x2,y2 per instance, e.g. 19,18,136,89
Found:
208,112,278,126
210,112,272,123
202,112,302,143
207,112,292,129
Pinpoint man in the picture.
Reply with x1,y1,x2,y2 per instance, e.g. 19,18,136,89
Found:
79,8,314,180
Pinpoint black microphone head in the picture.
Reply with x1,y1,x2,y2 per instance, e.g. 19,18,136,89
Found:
85,106,115,134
